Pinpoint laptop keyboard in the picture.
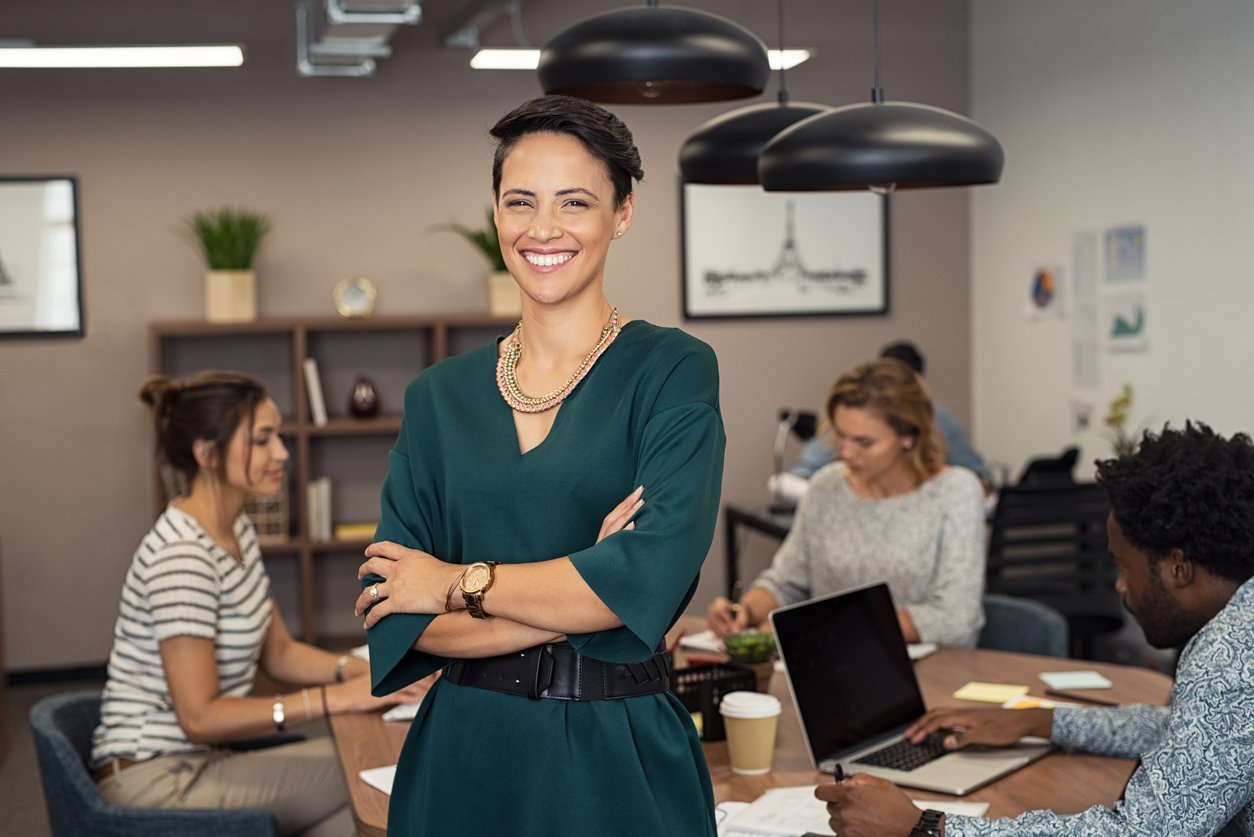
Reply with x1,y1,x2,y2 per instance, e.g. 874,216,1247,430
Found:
853,732,949,772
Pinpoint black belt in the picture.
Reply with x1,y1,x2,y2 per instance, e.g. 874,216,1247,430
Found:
444,643,671,701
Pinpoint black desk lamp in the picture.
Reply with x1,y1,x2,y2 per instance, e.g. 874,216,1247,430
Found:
771,408,817,512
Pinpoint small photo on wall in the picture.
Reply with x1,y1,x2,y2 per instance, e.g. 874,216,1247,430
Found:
1101,290,1148,353
1103,225,1146,283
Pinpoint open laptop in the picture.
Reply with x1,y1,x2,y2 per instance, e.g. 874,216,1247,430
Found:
769,582,1052,796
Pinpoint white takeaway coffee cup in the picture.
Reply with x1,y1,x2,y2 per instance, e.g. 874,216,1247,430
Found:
719,690,782,775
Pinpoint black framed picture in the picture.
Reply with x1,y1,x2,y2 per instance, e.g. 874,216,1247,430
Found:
0,175,85,338
681,183,888,320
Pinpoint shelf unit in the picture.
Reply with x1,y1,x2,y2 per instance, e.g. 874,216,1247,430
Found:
149,314,515,642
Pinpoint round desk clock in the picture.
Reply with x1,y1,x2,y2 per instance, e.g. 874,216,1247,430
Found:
332,276,377,319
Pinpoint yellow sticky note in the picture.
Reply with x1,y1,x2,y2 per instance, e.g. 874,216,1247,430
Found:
953,681,1030,703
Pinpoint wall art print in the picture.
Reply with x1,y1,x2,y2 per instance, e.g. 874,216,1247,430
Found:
681,184,888,319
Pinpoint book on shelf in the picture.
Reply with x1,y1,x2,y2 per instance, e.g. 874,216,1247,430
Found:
303,357,328,426
334,521,379,541
306,477,333,541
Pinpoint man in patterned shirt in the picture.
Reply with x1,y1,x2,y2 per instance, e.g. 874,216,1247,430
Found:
818,422,1254,837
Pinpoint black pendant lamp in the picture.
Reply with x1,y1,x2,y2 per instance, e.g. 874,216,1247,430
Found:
538,1,770,105
759,0,1003,192
679,0,826,184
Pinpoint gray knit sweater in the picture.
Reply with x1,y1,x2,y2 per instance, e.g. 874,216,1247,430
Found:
754,463,987,647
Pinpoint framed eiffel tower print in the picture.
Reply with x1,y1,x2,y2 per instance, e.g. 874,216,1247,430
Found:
680,184,888,319
0,176,85,339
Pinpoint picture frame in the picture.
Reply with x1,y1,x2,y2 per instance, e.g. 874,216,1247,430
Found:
681,183,889,320
0,175,85,338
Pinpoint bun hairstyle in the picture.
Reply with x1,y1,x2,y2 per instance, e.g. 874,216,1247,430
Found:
141,371,268,486
826,358,947,481
489,95,644,209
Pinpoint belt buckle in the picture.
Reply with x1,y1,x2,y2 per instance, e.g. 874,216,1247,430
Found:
526,645,555,700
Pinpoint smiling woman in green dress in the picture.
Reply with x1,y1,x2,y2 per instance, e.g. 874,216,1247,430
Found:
352,95,727,837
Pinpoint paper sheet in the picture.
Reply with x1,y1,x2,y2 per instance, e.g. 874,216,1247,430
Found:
382,702,420,722
681,629,937,662
1039,671,1112,690
359,765,396,796
953,681,1030,703
721,784,989,836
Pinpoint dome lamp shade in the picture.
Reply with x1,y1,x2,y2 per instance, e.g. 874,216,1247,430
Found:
537,3,771,105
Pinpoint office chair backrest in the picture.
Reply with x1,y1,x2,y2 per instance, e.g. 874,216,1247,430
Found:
29,690,277,837
986,481,1123,659
979,594,1070,657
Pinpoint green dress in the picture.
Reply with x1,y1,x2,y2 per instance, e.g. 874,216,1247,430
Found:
366,320,726,837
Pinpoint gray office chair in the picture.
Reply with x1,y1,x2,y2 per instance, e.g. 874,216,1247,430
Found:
978,593,1070,658
29,690,278,837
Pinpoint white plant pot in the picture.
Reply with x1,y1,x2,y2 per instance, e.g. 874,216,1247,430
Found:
205,269,257,322
487,270,521,317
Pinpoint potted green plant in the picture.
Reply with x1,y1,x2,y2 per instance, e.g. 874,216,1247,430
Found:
184,207,272,323
1104,383,1140,458
437,208,519,317
722,631,777,693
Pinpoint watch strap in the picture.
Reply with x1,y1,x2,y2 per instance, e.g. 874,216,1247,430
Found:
909,809,944,837
462,561,498,619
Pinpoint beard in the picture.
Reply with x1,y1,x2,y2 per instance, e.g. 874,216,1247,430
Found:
1126,571,1200,650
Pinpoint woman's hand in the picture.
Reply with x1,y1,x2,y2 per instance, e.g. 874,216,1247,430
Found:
597,485,644,543
324,671,438,715
355,541,462,628
707,596,749,637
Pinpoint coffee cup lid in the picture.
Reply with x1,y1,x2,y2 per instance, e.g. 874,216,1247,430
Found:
718,690,781,719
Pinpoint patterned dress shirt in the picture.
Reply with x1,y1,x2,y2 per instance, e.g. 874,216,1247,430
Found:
947,576,1254,836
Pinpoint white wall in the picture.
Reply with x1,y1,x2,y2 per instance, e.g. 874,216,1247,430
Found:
970,0,1254,478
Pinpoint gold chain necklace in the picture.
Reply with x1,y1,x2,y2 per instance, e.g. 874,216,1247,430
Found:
496,308,621,413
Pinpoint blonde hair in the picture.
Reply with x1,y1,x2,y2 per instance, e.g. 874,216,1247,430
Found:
825,358,946,480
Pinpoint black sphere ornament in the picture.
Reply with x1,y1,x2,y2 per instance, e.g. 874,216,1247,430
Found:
348,375,379,419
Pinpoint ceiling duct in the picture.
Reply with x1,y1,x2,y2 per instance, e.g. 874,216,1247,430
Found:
440,0,515,49
296,0,421,77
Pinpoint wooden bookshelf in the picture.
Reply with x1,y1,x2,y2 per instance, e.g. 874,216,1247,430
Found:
149,314,514,641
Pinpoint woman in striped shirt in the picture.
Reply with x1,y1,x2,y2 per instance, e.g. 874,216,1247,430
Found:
91,371,422,836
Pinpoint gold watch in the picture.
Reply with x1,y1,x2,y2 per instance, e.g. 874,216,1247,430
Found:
460,561,498,619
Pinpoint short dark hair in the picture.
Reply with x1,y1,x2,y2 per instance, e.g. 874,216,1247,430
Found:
489,95,644,208
1095,421,1254,583
141,370,268,488
879,341,925,376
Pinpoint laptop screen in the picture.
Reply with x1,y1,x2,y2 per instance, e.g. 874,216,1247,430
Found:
771,583,926,762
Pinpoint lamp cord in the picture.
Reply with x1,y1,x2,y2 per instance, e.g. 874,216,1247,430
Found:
871,0,884,103
777,0,789,105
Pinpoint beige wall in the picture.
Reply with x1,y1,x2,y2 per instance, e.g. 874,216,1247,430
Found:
0,0,974,670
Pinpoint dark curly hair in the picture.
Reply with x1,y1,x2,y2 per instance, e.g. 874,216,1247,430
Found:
1095,421,1254,583
489,95,643,208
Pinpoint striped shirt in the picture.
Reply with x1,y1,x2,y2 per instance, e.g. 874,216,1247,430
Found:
90,505,273,767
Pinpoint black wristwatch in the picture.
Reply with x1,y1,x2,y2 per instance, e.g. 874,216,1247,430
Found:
910,809,944,836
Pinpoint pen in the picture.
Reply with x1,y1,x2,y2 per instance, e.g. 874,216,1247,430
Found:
728,580,744,619
1045,688,1120,707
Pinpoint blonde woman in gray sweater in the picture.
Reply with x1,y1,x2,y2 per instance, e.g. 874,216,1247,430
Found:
709,359,986,647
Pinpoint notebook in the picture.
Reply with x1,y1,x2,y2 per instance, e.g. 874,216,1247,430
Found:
769,582,1052,796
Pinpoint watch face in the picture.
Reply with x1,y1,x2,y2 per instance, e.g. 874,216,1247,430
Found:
461,564,490,592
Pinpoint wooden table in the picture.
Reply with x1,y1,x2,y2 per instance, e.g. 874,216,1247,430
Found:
329,627,1172,836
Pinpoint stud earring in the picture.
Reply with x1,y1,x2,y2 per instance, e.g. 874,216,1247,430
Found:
903,440,914,451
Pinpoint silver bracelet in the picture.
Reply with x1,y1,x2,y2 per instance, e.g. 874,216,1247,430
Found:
334,654,352,683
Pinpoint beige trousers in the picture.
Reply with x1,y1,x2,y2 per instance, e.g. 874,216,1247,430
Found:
97,736,354,837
